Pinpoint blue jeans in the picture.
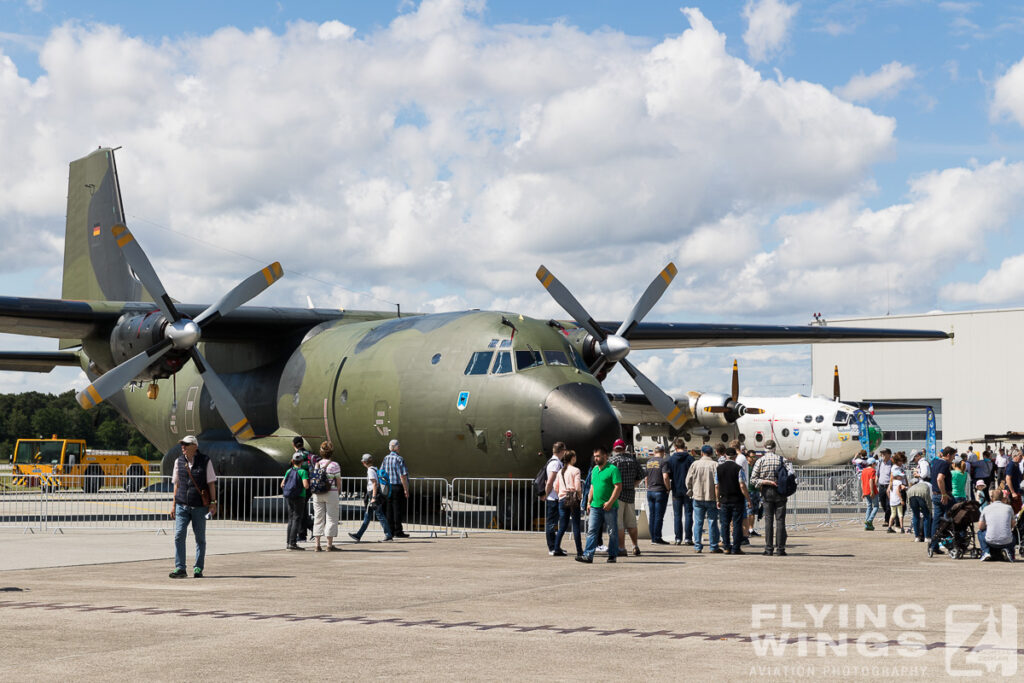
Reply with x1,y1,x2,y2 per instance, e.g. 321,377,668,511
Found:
909,497,931,540
583,507,618,559
978,529,1016,559
719,501,744,552
692,499,719,551
353,499,392,540
647,491,669,542
174,503,208,571
929,495,951,550
672,494,693,542
545,499,560,551
555,498,583,555
864,494,878,523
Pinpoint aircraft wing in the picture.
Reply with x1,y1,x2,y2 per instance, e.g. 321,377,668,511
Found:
0,296,369,341
845,400,935,411
593,321,950,349
608,392,680,425
0,351,82,372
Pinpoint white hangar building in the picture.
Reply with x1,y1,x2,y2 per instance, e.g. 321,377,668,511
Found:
810,307,1024,453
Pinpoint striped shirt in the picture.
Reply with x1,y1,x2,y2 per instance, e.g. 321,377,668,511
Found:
750,452,783,488
381,451,408,487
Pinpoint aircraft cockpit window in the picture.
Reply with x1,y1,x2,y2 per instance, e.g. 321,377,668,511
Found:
867,415,879,427
543,350,570,366
815,415,824,423
492,351,513,374
833,411,851,426
515,349,543,371
500,339,512,348
567,345,587,371
487,339,499,348
464,351,494,375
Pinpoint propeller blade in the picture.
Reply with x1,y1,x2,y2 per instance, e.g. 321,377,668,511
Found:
76,339,173,409
194,262,284,327
615,262,677,338
536,265,606,341
190,348,256,441
620,358,686,429
744,408,766,415
111,224,181,323
833,365,840,401
704,406,729,413
731,359,739,402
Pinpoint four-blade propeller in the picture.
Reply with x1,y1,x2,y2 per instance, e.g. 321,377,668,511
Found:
76,224,283,442
702,360,765,417
536,263,686,429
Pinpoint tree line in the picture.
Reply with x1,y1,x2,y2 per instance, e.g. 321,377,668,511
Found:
0,391,160,461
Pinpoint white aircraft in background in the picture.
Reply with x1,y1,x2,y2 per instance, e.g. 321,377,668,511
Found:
617,363,880,467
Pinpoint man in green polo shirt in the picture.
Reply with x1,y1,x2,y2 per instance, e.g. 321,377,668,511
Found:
576,446,622,564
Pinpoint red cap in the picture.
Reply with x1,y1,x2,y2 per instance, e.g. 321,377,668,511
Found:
612,439,626,450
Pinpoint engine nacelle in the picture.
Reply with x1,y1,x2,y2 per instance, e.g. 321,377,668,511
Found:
689,392,732,428
109,312,189,380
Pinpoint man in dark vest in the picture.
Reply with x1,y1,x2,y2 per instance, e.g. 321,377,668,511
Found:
169,435,218,578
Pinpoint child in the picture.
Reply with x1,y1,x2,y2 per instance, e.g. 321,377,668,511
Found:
975,479,989,508
887,477,905,534
861,458,878,531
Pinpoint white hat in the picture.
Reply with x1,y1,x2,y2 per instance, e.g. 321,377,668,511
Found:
361,453,373,463
179,435,198,445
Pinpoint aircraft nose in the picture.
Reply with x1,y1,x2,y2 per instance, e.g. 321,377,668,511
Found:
541,382,622,466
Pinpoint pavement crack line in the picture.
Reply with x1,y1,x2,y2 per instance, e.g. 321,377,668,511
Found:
2,599,1021,654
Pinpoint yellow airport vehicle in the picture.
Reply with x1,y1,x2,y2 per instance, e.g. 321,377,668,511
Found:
11,437,150,492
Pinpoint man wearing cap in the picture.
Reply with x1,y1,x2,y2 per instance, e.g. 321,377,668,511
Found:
686,444,721,554
645,444,670,545
609,439,644,556
907,475,932,542
749,440,788,556
381,439,411,538
875,449,893,526
281,451,310,550
169,435,218,578
349,454,393,542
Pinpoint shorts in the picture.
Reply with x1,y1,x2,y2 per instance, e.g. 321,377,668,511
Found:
616,501,637,530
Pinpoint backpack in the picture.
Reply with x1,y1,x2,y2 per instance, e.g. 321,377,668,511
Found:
309,462,332,494
775,457,798,497
533,457,557,499
375,466,391,499
282,467,305,499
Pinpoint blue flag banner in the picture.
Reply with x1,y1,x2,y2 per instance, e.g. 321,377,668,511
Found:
854,409,871,452
925,406,937,461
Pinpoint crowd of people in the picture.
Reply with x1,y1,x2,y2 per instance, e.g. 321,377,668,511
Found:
539,436,794,563
853,445,1022,562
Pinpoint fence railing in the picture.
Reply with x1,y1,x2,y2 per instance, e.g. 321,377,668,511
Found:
1,467,869,535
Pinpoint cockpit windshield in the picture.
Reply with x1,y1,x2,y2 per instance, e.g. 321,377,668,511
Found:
515,349,543,371
833,411,852,426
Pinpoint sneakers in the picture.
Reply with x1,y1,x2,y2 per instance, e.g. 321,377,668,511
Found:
381,536,394,542
674,539,682,545
741,537,750,545
763,549,773,556
733,548,745,555
886,527,896,534
749,530,761,537
980,552,992,562
169,568,187,579
575,555,593,564
777,549,787,556
631,547,641,557
710,547,724,554
684,540,694,546
606,557,617,563
724,548,733,555
395,532,411,538
652,539,670,545
552,548,568,557
193,567,203,578
865,522,874,531
596,545,608,553
348,532,361,542
287,544,304,550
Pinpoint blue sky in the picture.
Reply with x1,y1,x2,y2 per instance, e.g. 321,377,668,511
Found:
1,0,1024,398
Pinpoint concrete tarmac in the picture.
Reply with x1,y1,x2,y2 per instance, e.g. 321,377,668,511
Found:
1,521,1021,681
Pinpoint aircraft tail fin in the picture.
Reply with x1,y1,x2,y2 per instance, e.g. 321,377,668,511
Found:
60,147,144,347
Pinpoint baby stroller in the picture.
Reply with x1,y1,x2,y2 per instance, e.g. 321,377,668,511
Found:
1014,508,1024,558
928,500,981,559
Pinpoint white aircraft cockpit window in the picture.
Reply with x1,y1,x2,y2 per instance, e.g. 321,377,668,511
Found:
833,411,851,426
464,351,494,375
543,350,570,366
492,351,513,374
515,349,543,371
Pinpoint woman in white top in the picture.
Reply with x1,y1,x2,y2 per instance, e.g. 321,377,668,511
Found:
311,441,342,551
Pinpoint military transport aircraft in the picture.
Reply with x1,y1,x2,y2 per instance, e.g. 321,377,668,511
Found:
0,148,948,516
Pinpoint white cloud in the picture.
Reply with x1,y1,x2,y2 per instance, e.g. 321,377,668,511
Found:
742,0,799,63
991,57,1024,127
835,61,916,103
941,254,1024,304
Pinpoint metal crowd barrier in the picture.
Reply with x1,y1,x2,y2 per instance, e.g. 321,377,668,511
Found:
0,469,870,535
